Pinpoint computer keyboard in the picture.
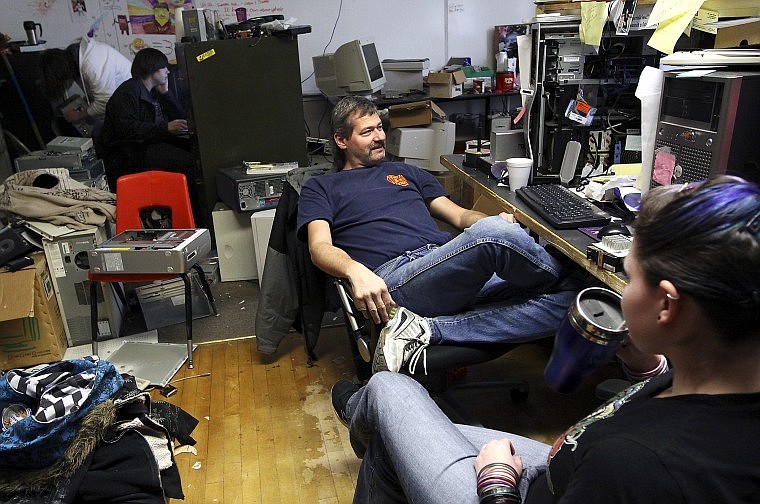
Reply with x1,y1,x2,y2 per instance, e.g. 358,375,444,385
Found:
516,184,612,229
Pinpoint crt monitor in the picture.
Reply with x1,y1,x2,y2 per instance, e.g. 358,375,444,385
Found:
313,38,385,96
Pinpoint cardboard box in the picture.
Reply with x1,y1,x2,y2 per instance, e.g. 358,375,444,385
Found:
0,253,68,370
428,70,466,98
714,20,760,48
462,66,494,79
435,170,464,204
388,100,445,129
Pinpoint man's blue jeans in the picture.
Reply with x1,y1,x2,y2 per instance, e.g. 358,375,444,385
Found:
373,216,578,344
348,372,551,503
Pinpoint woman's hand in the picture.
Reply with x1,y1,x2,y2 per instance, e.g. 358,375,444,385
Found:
615,336,663,374
475,438,523,478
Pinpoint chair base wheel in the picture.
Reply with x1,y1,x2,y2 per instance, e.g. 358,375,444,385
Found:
357,337,371,363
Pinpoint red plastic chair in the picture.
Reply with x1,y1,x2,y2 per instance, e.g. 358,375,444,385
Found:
89,171,215,368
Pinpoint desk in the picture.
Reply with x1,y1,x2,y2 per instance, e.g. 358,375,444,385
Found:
373,90,520,109
440,154,627,294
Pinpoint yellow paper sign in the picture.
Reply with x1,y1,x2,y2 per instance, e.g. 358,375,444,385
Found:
196,49,216,62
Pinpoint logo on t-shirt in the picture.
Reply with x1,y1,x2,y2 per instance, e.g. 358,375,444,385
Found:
386,174,409,187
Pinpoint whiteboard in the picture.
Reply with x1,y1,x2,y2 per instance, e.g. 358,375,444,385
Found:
446,0,536,71
282,0,446,95
0,0,537,94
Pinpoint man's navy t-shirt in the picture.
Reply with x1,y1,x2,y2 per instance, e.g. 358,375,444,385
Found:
297,162,451,271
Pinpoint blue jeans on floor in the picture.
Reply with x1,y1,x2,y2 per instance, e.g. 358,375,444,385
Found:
373,216,578,344
348,372,551,504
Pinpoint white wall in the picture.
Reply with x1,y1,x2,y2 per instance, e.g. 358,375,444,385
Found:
447,0,535,70
0,0,535,94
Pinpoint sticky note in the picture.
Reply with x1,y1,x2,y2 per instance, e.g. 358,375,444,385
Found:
653,150,677,185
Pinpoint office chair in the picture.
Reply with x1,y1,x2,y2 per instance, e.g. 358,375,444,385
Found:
88,171,217,369
334,278,529,426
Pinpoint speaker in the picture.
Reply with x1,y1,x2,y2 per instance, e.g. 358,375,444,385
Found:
560,141,581,185
0,226,35,268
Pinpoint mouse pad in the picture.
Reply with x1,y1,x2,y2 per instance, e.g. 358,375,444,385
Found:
578,226,603,240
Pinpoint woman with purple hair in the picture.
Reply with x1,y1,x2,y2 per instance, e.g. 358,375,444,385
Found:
331,175,760,503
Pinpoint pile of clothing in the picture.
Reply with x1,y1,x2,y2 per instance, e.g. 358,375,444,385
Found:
0,357,197,503
0,168,115,229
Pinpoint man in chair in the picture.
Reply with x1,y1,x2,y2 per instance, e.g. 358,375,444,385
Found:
297,96,578,375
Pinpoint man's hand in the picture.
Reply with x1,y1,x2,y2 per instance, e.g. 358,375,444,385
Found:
306,219,396,323
156,82,169,94
168,119,189,135
63,107,88,123
346,264,396,324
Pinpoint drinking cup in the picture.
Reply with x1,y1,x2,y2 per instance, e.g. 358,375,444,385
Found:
544,287,628,394
506,157,532,190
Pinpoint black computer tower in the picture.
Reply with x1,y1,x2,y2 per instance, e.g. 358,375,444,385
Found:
653,70,760,186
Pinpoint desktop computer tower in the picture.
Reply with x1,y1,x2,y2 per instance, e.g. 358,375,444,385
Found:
653,71,760,187
40,226,124,346
212,203,257,281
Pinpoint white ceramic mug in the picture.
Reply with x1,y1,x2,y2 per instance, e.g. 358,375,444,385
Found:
506,157,532,191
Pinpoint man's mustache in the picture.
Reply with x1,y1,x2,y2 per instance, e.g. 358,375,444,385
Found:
370,141,385,150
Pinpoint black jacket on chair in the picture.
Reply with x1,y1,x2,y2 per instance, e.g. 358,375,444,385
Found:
255,165,336,361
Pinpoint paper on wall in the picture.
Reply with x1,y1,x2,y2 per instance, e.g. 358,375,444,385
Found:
634,66,664,193
646,0,705,55
580,2,609,47
516,34,532,108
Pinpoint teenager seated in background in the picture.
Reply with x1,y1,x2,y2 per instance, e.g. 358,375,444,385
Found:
40,36,132,136
100,47,202,223
297,96,578,375
331,175,760,503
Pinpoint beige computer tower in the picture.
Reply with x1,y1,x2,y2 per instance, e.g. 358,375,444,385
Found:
26,222,124,347
212,203,257,282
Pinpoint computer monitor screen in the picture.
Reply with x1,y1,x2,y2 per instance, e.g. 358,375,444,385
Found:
333,38,386,95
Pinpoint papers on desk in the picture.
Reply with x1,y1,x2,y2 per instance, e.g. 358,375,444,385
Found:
584,175,638,203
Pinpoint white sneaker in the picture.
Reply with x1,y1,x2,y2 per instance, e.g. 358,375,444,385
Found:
372,307,431,374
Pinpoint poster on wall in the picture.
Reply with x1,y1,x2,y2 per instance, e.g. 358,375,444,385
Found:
127,0,191,35
121,0,191,60
72,0,88,16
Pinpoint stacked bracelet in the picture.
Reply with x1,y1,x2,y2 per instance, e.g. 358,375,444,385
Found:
622,354,669,382
477,463,522,504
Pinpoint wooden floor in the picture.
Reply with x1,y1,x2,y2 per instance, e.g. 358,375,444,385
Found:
155,328,621,503
155,330,362,504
